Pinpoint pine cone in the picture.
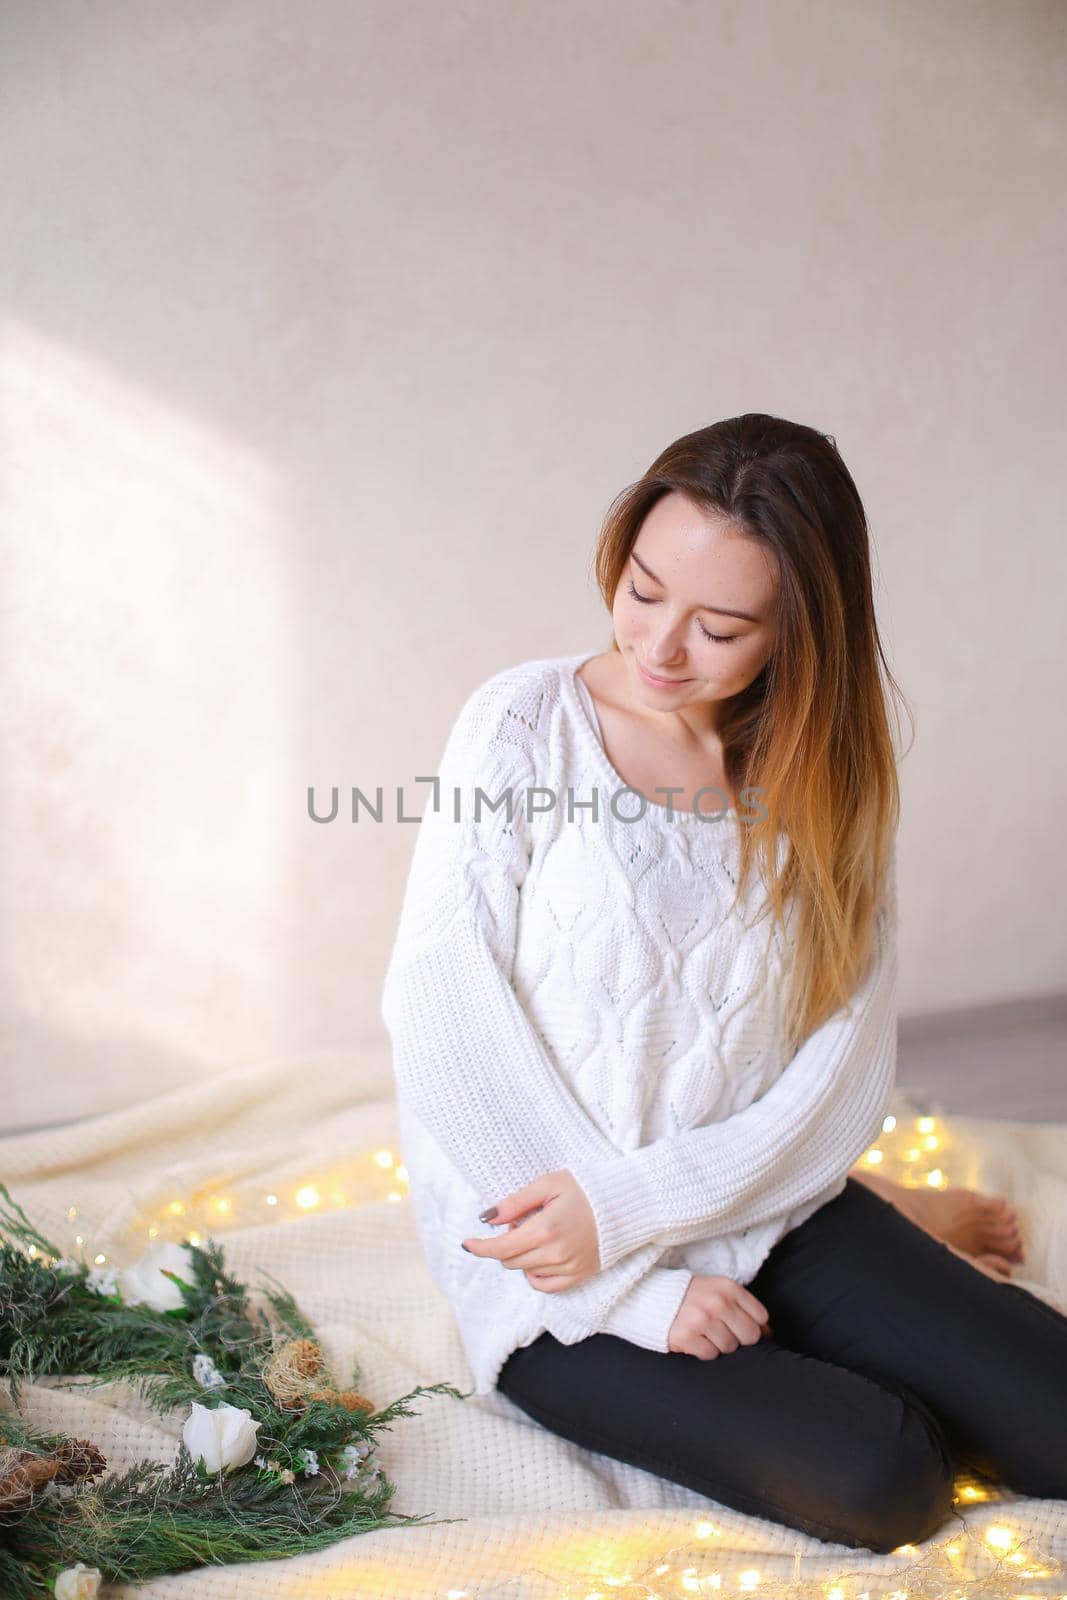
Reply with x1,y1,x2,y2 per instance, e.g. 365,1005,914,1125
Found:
0,1438,106,1515
54,1439,107,1483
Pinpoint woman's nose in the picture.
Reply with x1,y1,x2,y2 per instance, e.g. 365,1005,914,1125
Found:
648,632,687,666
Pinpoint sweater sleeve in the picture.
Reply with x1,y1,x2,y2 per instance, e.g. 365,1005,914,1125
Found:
569,845,900,1271
380,673,689,1339
596,1264,694,1351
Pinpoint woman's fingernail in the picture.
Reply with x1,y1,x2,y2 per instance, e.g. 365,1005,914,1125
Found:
479,1207,498,1222
461,1242,472,1252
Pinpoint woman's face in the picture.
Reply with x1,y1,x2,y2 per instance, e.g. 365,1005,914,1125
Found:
611,490,779,718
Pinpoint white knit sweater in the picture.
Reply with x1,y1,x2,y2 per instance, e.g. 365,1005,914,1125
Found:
380,650,899,1395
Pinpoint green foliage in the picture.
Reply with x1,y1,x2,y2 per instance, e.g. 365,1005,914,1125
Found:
0,1183,468,1593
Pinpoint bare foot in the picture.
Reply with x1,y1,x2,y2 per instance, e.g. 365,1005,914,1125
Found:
852,1171,1025,1264
943,1240,1017,1283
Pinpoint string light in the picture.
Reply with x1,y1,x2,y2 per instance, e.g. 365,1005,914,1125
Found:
51,1106,1064,1600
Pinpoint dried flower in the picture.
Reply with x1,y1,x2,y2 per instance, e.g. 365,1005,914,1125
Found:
85,1265,119,1298
191,1352,225,1389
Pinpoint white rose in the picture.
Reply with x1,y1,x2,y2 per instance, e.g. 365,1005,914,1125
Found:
119,1241,195,1312
54,1564,101,1599
182,1401,261,1474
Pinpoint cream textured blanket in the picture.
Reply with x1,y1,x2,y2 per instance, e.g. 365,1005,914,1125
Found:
2,1057,1066,1599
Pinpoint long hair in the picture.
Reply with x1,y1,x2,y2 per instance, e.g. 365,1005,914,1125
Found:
592,412,913,1055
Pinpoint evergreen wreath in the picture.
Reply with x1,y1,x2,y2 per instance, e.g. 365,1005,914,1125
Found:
0,1183,466,1597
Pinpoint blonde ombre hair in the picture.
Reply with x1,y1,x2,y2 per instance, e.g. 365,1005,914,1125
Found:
592,413,913,1055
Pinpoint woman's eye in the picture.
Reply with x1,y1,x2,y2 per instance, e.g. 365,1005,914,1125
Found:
626,578,737,645
698,621,737,645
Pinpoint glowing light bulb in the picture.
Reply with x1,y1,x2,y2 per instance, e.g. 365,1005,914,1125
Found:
93,1253,106,1265
738,1571,760,1589
167,1201,186,1217
917,1116,935,1133
926,1169,945,1187
882,1114,897,1132
213,1197,232,1214
186,1230,201,1245
264,1193,278,1206
924,1134,939,1149
865,1148,884,1164
67,1205,78,1220
374,1149,395,1168
295,1186,320,1210
984,1526,1015,1551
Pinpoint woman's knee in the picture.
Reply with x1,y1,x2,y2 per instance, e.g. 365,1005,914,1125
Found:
826,1401,957,1553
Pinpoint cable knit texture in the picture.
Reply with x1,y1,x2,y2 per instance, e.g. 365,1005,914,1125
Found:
380,650,899,1394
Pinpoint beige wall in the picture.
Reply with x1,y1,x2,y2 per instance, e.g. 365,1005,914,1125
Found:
2,0,1064,1128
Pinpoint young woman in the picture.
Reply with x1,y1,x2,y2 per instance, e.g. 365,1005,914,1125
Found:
381,413,1067,1554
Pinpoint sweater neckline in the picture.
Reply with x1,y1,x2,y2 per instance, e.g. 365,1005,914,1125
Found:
562,650,738,825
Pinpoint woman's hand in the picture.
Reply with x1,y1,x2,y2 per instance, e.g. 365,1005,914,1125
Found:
668,1274,774,1359
460,1169,599,1292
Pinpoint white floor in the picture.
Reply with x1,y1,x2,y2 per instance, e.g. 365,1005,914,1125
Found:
898,990,1067,1123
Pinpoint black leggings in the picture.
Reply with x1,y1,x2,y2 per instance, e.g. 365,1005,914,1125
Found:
496,1176,1067,1552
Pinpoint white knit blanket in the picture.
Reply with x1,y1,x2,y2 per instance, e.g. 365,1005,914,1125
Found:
3,1057,1066,1599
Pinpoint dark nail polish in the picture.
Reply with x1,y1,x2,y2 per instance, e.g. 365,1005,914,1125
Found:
479,1207,498,1222
461,1242,471,1252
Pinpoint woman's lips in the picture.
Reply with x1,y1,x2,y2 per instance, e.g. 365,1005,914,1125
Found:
637,660,691,687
